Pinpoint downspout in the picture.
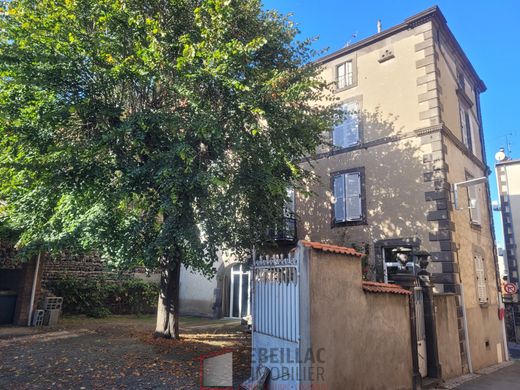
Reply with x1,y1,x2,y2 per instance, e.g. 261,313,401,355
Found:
409,291,420,390
27,252,41,326
251,246,256,379
498,291,510,361
459,284,473,373
480,87,509,358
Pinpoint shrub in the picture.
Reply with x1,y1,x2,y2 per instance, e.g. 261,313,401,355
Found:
45,276,158,317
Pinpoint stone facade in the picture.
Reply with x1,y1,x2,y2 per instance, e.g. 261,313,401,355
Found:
42,254,107,286
294,6,504,377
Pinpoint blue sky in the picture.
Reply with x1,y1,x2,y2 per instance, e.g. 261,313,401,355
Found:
263,0,519,247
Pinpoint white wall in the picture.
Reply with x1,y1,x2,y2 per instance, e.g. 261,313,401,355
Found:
179,264,219,317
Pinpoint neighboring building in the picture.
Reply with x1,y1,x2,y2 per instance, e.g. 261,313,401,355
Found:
495,154,520,340
497,247,508,279
293,6,504,377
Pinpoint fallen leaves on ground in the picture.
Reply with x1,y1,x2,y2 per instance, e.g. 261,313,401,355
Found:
0,320,251,389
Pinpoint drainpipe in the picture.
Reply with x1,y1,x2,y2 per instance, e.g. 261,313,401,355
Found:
27,252,41,326
251,246,256,379
409,293,421,390
459,283,473,373
498,291,510,361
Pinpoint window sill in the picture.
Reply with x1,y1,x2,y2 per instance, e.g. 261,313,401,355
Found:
457,88,474,108
470,222,482,230
334,83,358,94
330,143,362,154
462,143,475,157
332,219,367,228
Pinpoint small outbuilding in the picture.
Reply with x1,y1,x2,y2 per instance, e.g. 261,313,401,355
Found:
251,240,414,389
0,251,43,326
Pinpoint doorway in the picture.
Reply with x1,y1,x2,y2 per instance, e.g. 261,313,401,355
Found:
229,264,251,319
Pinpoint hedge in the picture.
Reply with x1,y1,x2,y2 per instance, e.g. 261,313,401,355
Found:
45,276,158,318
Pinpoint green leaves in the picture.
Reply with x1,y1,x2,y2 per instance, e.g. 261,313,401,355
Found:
0,0,336,273
47,275,158,317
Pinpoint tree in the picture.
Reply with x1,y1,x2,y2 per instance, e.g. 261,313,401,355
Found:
0,0,336,338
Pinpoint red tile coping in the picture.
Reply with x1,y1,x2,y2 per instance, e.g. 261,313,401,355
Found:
362,281,412,296
300,240,363,257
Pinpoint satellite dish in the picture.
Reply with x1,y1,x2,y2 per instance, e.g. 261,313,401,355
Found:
495,148,506,162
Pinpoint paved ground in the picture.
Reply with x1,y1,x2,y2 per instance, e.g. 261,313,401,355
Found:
455,361,520,389
508,342,520,360
440,344,520,389
0,315,250,389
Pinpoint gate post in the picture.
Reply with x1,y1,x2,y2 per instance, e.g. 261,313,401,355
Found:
393,273,421,390
417,251,442,380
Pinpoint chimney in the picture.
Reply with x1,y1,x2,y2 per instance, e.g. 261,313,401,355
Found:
377,19,382,33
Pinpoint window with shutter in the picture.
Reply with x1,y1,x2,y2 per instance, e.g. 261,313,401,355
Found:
460,106,473,153
332,102,359,149
474,255,488,304
464,112,473,153
332,170,364,224
460,107,468,145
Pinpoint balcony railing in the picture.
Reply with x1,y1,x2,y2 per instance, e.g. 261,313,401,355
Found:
268,213,297,243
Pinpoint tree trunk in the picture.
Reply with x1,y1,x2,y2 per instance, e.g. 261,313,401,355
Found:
155,260,181,339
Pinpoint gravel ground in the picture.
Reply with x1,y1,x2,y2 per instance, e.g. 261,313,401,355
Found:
0,316,251,389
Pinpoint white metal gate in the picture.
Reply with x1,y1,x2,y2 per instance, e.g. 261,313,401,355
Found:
252,253,301,388
415,287,428,378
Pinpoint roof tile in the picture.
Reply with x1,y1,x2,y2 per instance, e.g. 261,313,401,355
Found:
362,281,412,296
300,240,363,257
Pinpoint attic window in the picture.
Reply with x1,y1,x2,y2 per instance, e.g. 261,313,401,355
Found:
378,48,394,63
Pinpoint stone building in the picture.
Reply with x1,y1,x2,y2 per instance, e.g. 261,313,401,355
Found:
495,153,520,341
176,6,506,379
294,5,504,377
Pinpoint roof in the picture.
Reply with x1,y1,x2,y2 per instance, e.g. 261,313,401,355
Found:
300,240,363,257
316,6,486,93
496,158,520,167
362,281,412,296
